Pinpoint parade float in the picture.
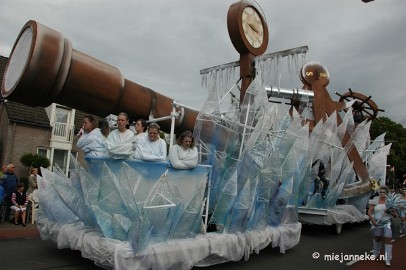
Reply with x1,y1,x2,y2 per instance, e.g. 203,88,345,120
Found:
1,0,389,268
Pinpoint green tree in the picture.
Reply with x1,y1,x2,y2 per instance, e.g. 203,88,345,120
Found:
370,117,406,184
20,153,51,170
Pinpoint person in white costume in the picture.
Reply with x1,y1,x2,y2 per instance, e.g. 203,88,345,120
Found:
77,115,109,158
106,112,135,159
133,123,167,161
134,118,148,145
368,186,398,267
169,131,198,169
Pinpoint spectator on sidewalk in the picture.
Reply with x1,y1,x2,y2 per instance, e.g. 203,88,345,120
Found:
10,183,28,226
0,164,19,221
0,165,6,221
27,168,38,194
0,165,7,177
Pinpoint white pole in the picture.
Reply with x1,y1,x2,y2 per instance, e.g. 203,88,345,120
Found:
239,102,251,158
169,103,176,150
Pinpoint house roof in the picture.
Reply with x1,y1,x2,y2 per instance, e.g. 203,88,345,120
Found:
0,55,7,83
5,100,51,128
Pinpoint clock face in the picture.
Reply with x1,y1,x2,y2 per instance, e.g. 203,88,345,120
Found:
241,7,264,49
227,1,268,55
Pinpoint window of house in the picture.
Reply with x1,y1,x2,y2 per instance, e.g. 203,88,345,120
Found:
56,107,70,124
37,148,50,158
54,107,72,138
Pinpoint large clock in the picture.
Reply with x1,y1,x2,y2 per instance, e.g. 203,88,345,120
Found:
227,0,269,55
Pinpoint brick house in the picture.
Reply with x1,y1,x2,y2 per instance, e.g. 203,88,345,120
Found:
0,55,92,178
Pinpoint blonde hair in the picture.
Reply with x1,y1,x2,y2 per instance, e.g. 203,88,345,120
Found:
148,122,160,132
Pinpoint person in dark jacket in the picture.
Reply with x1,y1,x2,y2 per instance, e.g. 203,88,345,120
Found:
10,183,28,226
0,164,19,221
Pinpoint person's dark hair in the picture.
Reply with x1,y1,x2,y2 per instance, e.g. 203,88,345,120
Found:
177,131,195,148
98,118,110,137
137,119,147,132
379,185,389,193
17,183,25,189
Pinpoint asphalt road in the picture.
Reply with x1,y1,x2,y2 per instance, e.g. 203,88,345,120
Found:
200,221,373,270
0,220,404,270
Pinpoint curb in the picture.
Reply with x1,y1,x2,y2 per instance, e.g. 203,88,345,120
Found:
0,227,40,239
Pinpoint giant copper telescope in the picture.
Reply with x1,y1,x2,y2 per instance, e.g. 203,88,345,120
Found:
1,20,198,133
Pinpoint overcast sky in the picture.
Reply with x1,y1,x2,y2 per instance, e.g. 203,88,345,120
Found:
1,0,405,126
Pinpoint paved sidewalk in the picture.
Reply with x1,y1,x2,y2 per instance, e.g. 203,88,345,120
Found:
0,220,40,239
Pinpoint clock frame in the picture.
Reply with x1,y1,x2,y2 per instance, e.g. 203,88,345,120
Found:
227,1,269,56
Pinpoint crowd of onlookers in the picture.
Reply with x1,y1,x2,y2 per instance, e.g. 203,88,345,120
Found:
0,164,38,226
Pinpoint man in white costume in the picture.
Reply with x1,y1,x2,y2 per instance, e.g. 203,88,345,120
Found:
169,131,198,169
134,123,167,161
77,115,109,158
106,112,135,159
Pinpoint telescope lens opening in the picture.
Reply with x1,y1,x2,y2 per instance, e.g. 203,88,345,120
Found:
2,26,33,96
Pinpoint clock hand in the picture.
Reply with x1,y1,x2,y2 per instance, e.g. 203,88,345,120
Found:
248,22,259,33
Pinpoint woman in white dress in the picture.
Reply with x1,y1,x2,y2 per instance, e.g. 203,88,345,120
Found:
368,186,398,266
106,112,135,159
77,115,109,158
168,131,198,169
